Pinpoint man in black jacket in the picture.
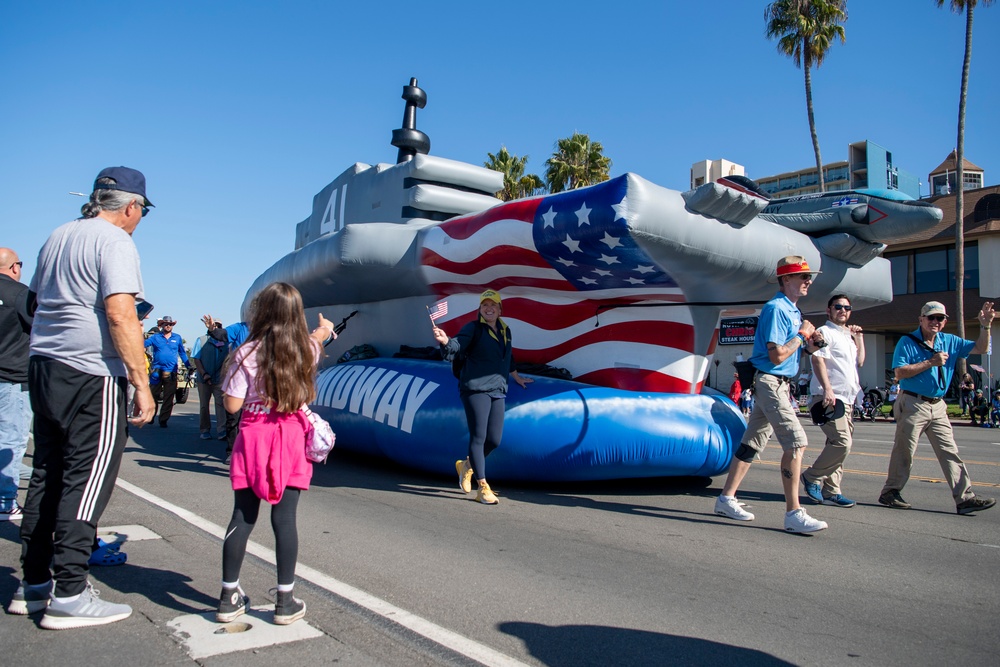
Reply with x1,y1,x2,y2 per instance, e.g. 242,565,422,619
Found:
0,247,32,521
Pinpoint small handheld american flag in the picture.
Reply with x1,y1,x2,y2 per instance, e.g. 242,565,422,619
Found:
426,301,448,323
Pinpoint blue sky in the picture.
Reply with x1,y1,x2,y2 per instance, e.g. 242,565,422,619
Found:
2,1,997,345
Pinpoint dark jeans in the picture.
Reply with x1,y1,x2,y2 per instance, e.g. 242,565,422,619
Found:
152,370,177,425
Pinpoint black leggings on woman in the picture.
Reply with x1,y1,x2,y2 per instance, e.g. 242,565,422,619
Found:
460,392,505,481
222,487,300,586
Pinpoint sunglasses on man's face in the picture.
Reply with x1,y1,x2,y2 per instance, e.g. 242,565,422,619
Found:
924,314,947,323
832,304,852,311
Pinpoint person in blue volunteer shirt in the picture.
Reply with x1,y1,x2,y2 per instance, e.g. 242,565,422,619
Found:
878,300,996,514
145,315,191,428
714,255,829,534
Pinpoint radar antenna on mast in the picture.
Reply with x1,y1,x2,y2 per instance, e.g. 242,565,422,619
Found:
391,78,430,163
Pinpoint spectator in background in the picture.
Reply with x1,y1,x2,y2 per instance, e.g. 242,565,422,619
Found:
959,373,975,417
0,248,33,521
145,315,191,428
969,388,989,427
740,387,753,417
192,322,229,441
728,372,741,405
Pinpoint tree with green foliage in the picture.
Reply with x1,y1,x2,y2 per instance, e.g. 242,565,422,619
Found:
544,133,612,194
935,0,994,361
764,0,847,193
484,147,545,201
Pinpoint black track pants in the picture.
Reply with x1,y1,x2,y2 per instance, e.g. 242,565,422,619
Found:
21,357,128,597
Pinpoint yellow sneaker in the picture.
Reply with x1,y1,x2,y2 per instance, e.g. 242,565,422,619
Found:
455,459,473,494
476,482,499,505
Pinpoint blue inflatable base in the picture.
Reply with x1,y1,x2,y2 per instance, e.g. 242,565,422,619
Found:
312,358,743,482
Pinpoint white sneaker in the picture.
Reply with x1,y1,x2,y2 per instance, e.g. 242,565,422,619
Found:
714,496,754,521
784,508,828,534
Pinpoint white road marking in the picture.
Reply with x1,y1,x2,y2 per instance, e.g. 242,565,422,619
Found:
116,478,530,667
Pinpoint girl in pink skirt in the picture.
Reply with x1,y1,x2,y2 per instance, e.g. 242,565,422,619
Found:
215,282,335,625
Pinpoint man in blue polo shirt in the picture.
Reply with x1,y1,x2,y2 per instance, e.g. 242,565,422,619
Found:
879,300,996,514
145,315,191,428
714,256,829,534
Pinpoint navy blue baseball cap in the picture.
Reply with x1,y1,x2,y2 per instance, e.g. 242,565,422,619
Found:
93,166,153,207
810,399,845,426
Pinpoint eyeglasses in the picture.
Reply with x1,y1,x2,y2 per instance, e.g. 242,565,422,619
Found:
141,206,149,217
133,200,149,217
9,261,22,270
924,314,947,322
832,304,852,311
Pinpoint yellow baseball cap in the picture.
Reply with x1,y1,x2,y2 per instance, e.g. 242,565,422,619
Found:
480,289,501,305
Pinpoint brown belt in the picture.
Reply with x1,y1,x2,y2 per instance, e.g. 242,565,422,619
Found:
902,389,941,404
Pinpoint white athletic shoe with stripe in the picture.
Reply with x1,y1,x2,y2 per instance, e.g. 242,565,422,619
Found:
40,581,132,630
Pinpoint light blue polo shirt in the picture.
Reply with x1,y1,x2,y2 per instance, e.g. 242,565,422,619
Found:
750,291,802,378
892,328,975,398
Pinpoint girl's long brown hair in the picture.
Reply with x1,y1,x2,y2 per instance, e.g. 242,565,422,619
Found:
245,282,316,413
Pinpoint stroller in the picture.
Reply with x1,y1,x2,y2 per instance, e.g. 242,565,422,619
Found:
852,387,886,422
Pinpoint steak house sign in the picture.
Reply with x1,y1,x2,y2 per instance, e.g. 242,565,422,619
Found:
719,317,758,345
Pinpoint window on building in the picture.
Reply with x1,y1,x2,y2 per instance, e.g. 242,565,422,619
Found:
964,172,983,190
948,243,979,290
932,173,954,195
826,166,848,182
914,249,947,292
889,255,908,295
974,194,1000,223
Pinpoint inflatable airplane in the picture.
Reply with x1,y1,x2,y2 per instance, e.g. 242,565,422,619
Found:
243,79,942,481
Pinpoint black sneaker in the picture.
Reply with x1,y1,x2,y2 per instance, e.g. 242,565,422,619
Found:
957,496,996,515
216,586,249,623
272,588,306,625
878,490,911,509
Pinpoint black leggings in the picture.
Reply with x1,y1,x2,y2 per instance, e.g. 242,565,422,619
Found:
460,392,505,481
222,487,300,586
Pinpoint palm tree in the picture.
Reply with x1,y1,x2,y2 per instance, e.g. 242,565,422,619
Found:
484,147,545,201
764,0,847,193
936,0,994,360
544,133,612,193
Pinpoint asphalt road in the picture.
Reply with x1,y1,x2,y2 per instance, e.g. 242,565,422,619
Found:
3,401,998,666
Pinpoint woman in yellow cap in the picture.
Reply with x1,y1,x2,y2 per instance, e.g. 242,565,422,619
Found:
432,289,532,504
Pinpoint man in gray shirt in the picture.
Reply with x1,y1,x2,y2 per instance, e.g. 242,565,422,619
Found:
7,167,155,629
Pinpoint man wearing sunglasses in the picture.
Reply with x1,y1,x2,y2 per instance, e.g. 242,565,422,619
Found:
9,167,155,629
802,295,864,509
0,248,33,522
714,255,829,534
879,300,996,514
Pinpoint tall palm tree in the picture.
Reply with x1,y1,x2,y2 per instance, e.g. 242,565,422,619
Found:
764,0,847,193
544,133,612,193
936,0,994,360
484,147,545,201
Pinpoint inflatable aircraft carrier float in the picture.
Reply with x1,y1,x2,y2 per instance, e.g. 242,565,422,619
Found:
243,79,941,481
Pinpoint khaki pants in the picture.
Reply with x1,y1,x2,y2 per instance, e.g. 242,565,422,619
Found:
742,373,808,454
804,398,853,496
882,392,973,503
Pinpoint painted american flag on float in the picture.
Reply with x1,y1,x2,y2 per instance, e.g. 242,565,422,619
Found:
419,176,713,393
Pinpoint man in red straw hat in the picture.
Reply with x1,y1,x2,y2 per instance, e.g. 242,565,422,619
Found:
714,255,829,534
